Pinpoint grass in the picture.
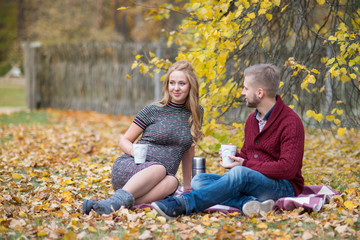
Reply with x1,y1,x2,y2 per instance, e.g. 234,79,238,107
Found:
0,81,26,107
0,111,49,126
0,111,49,145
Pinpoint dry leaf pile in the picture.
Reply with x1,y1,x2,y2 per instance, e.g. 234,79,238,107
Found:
0,109,359,239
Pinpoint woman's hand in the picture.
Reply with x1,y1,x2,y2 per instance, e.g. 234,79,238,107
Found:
119,123,144,156
220,155,244,169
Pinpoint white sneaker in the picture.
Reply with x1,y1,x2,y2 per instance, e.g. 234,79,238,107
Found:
242,199,274,217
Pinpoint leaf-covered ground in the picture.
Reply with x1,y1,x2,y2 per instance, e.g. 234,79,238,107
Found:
0,109,359,239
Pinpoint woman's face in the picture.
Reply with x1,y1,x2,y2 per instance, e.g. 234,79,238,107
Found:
168,70,190,104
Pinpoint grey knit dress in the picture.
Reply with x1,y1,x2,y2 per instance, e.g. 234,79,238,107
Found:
111,102,201,191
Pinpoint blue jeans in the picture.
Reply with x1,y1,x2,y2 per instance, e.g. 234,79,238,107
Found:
182,166,295,215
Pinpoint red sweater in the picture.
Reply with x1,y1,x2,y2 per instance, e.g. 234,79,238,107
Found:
236,96,304,196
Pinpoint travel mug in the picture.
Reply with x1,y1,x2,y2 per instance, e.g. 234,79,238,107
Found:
192,156,206,178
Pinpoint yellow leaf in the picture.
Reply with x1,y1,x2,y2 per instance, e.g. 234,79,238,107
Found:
293,94,299,101
12,173,22,180
232,122,243,128
191,2,201,10
308,75,316,84
326,115,335,121
306,110,315,118
328,36,337,41
281,5,288,12
340,68,347,74
88,226,97,233
345,218,354,226
212,111,219,118
336,109,343,115
311,69,320,74
37,230,47,237
337,127,346,136
274,0,281,7
135,55,142,60
64,179,75,185
64,231,77,240
344,200,355,209
258,9,267,15
139,64,150,74
257,222,268,229
143,207,151,212
125,74,132,79
247,12,256,19
131,62,138,70
266,14,273,21
314,113,323,122
157,216,166,224
340,74,351,83
350,73,356,79
334,119,341,126
61,191,73,202
117,7,127,10
327,58,335,65
316,0,325,5
19,211,26,217
146,212,156,218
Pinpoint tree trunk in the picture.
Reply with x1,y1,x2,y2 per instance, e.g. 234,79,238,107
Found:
17,0,26,43
111,0,121,34
96,0,104,30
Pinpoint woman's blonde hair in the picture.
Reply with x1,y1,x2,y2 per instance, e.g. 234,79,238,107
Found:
158,60,204,144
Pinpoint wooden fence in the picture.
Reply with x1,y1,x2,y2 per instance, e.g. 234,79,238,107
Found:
23,42,177,115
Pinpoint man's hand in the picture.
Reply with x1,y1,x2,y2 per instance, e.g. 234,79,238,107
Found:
220,155,244,169
183,186,192,192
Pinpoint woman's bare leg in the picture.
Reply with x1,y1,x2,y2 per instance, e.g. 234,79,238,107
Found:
122,164,167,199
134,175,178,204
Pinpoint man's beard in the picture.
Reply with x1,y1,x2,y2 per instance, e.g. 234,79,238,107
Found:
246,93,260,108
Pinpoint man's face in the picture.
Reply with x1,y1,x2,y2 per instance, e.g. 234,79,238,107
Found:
241,76,260,108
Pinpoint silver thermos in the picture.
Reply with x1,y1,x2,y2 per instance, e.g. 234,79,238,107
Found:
192,156,206,178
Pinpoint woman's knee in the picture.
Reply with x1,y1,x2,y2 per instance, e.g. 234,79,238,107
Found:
147,164,167,177
164,175,178,192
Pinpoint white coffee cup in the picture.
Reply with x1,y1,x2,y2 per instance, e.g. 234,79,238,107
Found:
133,144,148,164
221,144,237,165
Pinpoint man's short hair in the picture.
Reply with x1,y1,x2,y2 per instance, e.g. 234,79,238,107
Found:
244,64,280,97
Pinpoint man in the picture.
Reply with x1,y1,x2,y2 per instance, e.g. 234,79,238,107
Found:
151,64,305,218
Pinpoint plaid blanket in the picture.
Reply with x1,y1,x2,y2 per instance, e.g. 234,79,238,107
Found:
134,185,340,214
273,185,341,212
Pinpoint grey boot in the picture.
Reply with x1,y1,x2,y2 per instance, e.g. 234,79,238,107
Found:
93,189,135,215
82,199,96,215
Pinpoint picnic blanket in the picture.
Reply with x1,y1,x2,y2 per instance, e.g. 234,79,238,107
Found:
273,185,341,212
134,185,341,214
